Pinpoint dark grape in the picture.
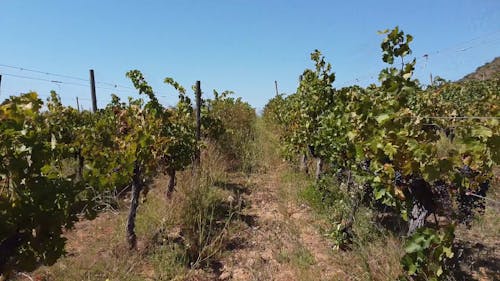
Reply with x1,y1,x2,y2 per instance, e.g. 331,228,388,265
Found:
359,159,371,172
432,181,453,218
459,165,478,178
456,180,489,227
394,170,404,187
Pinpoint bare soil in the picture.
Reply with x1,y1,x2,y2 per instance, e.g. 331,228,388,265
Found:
217,166,344,281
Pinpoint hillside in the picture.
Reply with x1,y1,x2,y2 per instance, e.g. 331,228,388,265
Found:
460,57,500,81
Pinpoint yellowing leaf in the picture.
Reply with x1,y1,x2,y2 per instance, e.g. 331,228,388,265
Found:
375,113,391,124
347,131,356,140
471,126,493,138
51,134,57,150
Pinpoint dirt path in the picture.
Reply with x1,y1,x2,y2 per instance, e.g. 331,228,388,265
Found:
218,163,345,281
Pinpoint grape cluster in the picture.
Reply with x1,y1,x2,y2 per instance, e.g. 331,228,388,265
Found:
456,181,489,227
432,181,453,218
459,165,479,178
394,170,404,187
359,159,371,172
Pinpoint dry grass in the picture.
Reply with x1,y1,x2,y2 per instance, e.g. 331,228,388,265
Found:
329,236,403,281
279,168,404,281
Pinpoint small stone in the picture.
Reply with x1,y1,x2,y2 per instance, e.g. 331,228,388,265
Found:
261,249,273,262
232,268,252,281
219,271,231,280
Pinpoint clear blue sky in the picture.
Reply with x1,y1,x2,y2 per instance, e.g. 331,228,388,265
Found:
1,0,499,110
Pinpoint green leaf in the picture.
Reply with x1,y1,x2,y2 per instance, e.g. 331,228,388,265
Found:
346,130,356,141
51,134,57,150
383,143,398,159
437,158,453,173
405,239,424,253
374,187,385,200
376,113,391,124
401,255,418,275
403,71,412,80
471,126,493,138
436,266,443,276
443,246,454,258
422,164,440,182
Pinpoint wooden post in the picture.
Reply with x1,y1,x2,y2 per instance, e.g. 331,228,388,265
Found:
274,80,279,96
89,69,97,112
126,161,142,249
194,80,201,166
76,97,80,112
166,168,176,199
299,153,309,175
0,74,2,97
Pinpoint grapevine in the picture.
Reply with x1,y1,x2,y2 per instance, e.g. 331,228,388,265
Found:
263,27,499,280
